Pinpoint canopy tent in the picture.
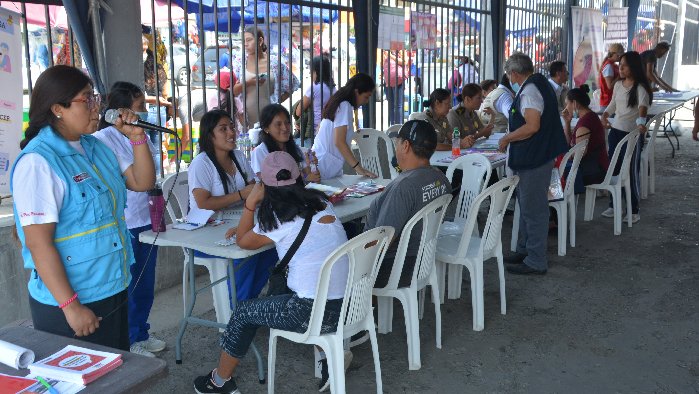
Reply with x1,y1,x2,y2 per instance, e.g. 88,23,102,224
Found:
1,0,184,29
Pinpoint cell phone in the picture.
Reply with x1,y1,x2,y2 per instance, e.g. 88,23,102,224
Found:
259,73,267,81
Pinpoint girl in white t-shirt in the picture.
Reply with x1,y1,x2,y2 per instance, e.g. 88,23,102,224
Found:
601,51,653,223
188,109,277,302
312,73,378,179
251,104,321,183
193,151,349,394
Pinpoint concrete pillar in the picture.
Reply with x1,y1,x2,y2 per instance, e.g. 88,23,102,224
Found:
103,0,144,90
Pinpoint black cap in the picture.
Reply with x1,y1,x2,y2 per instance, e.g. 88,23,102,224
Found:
387,120,438,151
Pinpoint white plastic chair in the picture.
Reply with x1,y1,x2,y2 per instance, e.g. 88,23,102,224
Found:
435,176,519,331
268,226,395,394
408,112,421,121
510,140,588,256
162,172,232,328
583,129,640,235
373,194,452,370
384,124,402,153
436,154,492,303
354,128,398,179
640,114,663,199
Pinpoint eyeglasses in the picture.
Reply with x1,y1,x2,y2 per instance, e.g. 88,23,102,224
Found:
70,94,101,111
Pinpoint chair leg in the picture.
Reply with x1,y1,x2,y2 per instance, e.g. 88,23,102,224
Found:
182,260,188,317
640,159,648,200
496,249,506,315
267,334,278,394
376,296,393,334
613,185,622,235
207,260,232,328
650,155,655,194
447,264,463,300
417,288,426,320
510,201,520,252
584,187,596,221
429,273,442,349
625,180,633,228
396,291,421,370
570,196,578,248
326,339,347,394
367,323,383,394
557,204,567,257
435,260,446,304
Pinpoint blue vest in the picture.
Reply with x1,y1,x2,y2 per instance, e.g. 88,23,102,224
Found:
11,126,134,305
508,73,569,171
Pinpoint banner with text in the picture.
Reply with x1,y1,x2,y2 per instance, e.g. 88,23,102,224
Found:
604,7,628,51
571,7,604,89
410,11,436,50
0,7,22,194
378,6,405,51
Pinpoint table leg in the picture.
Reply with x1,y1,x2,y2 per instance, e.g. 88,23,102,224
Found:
227,258,266,384
176,248,196,364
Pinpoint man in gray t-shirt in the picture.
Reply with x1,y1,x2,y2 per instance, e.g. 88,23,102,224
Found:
365,120,452,288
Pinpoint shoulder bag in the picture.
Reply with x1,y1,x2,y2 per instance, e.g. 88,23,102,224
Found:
265,215,313,297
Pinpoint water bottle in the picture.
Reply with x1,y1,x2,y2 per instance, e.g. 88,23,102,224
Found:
452,127,461,156
309,151,317,173
244,133,252,160
148,184,167,233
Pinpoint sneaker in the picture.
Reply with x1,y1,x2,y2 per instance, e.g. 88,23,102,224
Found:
601,207,615,218
194,369,241,394
349,331,369,347
504,252,527,265
133,336,166,353
318,351,353,392
129,343,155,358
625,213,640,224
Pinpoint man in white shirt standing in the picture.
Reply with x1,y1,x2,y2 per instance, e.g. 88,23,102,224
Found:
548,61,570,115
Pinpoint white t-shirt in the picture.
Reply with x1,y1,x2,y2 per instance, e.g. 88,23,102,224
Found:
312,101,354,179
187,150,254,211
602,63,615,78
253,202,349,299
493,84,514,119
94,127,159,229
604,81,651,132
517,83,545,114
250,142,308,178
13,140,132,227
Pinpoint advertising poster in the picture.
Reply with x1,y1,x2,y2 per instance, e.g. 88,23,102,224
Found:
410,11,436,50
571,7,604,88
378,6,405,51
605,7,628,51
0,7,22,194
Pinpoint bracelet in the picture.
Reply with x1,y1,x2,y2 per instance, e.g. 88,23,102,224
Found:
352,162,360,169
130,136,147,146
59,293,78,309
238,191,243,201
244,202,256,212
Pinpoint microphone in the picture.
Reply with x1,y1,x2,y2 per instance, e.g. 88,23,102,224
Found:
104,109,179,138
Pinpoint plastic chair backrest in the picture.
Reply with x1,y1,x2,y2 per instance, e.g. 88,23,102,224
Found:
388,194,453,290
457,176,519,258
602,129,639,185
408,112,421,121
644,114,663,155
354,128,397,179
162,171,189,222
303,226,395,341
385,124,402,152
445,154,492,227
560,139,589,198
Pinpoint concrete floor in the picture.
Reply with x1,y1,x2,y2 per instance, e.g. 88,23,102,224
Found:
139,112,699,393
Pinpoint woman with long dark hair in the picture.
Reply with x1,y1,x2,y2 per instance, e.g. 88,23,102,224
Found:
295,55,337,146
194,151,349,394
94,81,164,357
231,26,299,127
252,104,321,183
188,109,277,302
601,51,652,223
312,73,378,179
410,88,459,151
11,65,155,349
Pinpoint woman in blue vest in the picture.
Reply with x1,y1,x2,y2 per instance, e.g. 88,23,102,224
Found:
498,52,568,276
11,65,156,350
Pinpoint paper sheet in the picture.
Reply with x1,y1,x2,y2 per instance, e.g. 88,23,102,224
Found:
0,339,35,370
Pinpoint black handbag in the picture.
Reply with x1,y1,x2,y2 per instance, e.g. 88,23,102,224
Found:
265,215,313,297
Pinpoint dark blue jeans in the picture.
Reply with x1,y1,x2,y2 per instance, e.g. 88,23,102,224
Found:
385,83,405,125
220,293,343,359
128,225,159,344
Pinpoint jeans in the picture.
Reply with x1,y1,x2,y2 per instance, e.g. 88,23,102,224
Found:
515,159,555,271
193,248,278,304
128,225,159,344
607,127,644,214
220,293,343,359
385,83,405,125
30,290,130,351
295,137,313,149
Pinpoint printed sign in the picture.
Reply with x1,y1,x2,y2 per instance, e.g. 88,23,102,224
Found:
571,7,604,88
0,6,21,192
605,7,629,51
410,11,436,50
378,6,406,51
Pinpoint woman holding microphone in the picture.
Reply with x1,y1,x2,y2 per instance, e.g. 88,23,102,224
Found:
11,65,155,349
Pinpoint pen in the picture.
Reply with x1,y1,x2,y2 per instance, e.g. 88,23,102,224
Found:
36,376,59,394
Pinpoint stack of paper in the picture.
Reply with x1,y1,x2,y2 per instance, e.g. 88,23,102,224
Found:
28,345,122,386
173,207,214,230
